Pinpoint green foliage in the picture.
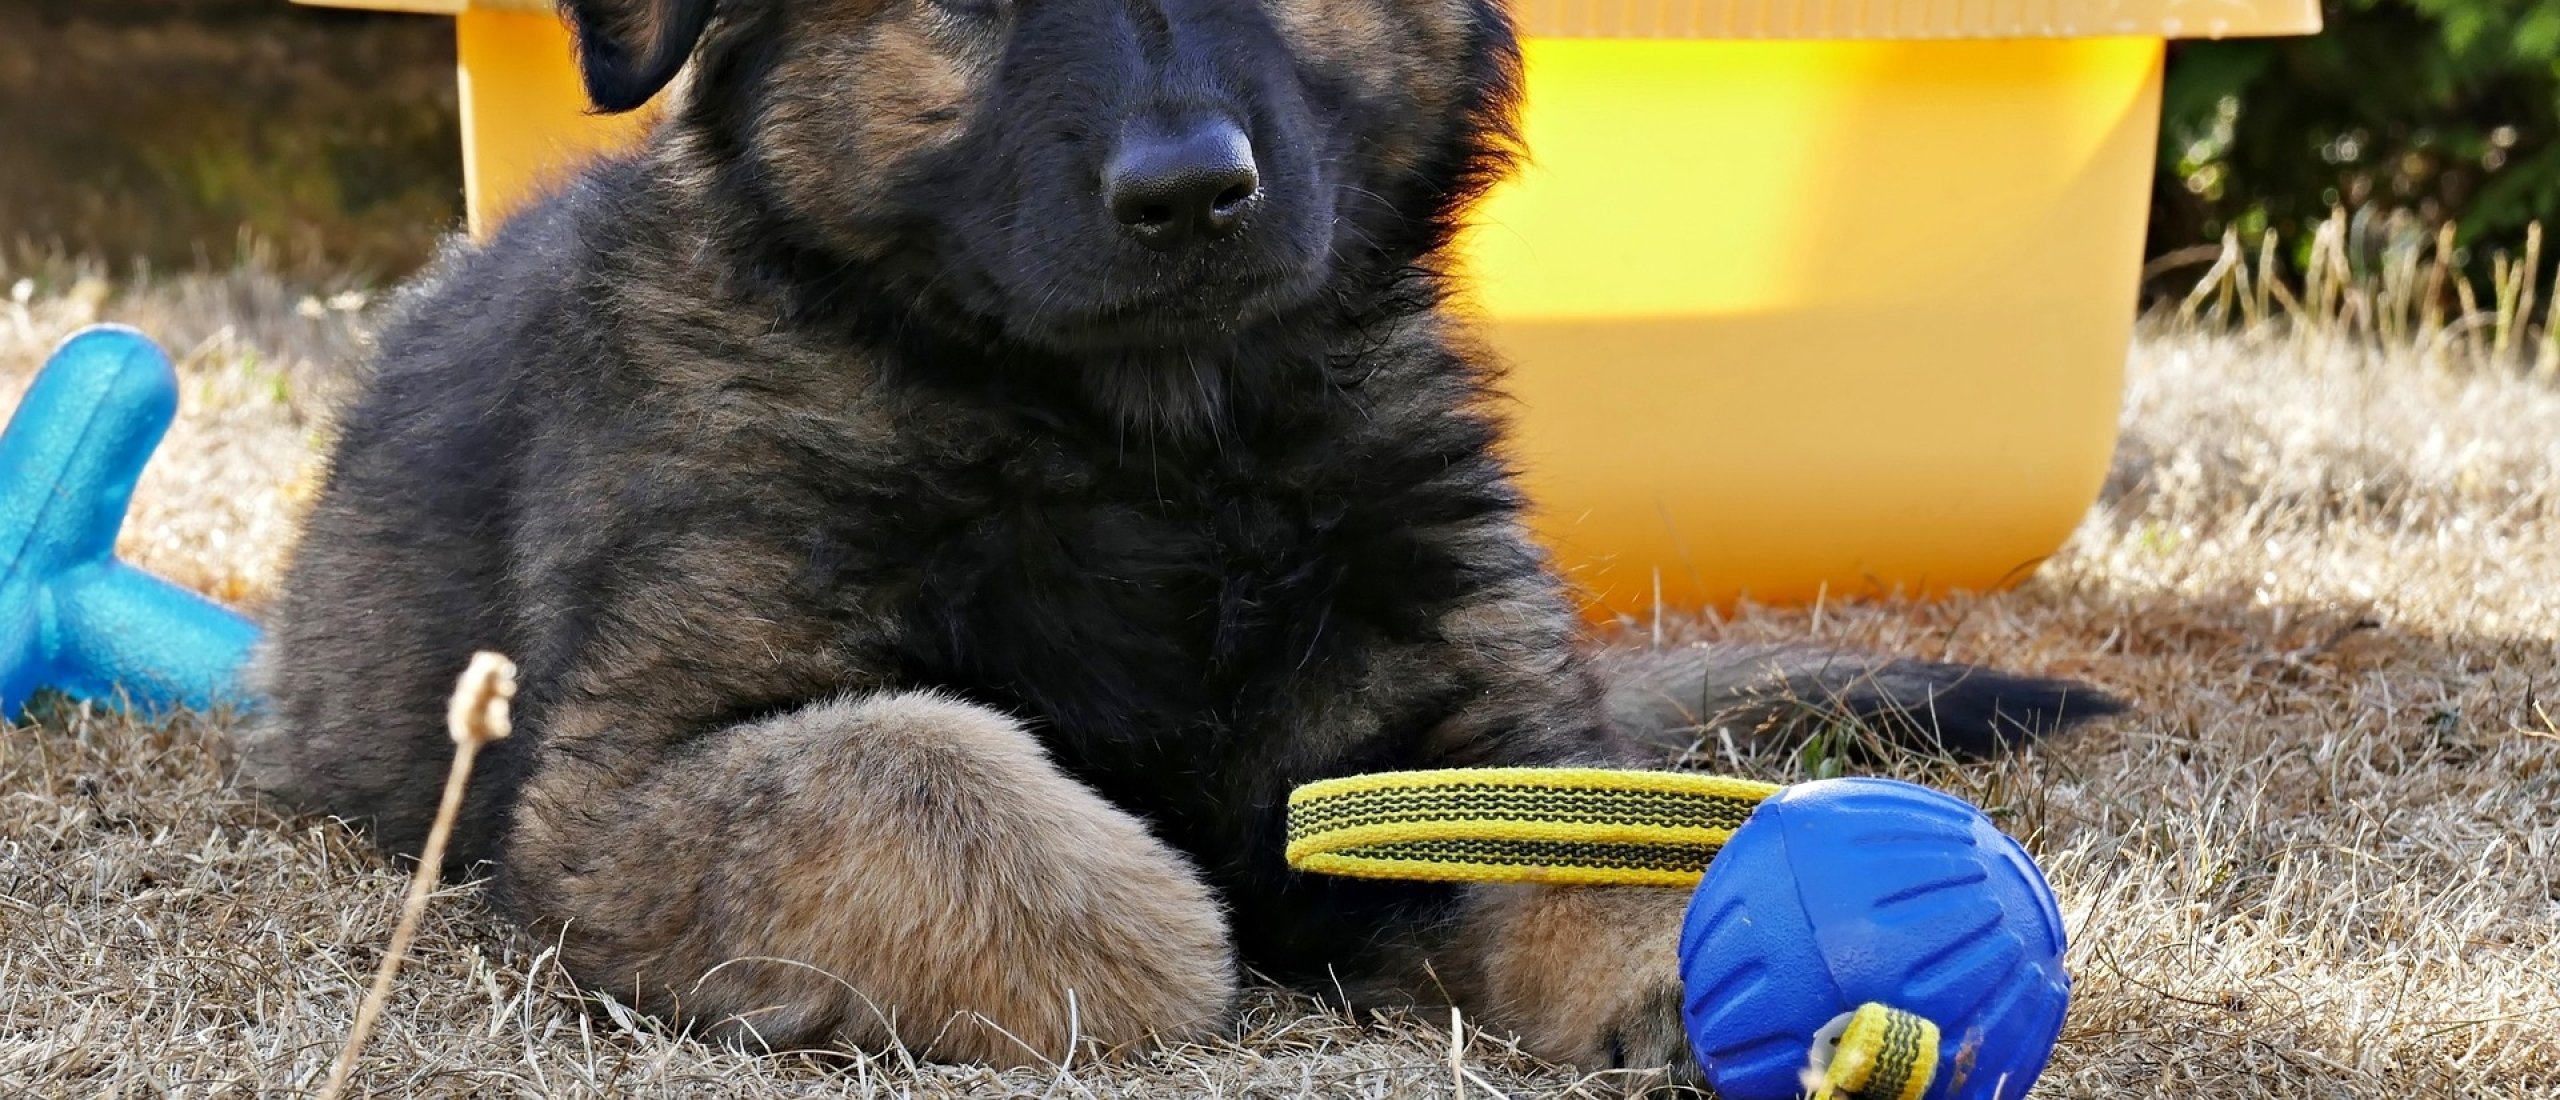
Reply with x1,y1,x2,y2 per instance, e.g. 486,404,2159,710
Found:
0,1,463,281
2153,0,2560,285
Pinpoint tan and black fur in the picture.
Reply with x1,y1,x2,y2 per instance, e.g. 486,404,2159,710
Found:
240,0,2122,1084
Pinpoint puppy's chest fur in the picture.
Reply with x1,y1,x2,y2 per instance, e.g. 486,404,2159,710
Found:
877,420,1366,734
627,344,1486,820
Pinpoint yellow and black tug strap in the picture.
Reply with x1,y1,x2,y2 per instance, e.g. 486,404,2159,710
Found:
1286,767,1941,1100
1283,767,1783,888
1814,1003,1941,1100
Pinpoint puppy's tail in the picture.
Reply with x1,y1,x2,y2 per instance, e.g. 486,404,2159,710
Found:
1596,642,2126,760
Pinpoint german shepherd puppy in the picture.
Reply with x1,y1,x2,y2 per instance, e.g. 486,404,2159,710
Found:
241,0,2122,1083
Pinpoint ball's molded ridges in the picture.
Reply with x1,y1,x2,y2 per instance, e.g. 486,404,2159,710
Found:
1677,777,2072,1100
1678,810,1837,1088
1871,863,1992,910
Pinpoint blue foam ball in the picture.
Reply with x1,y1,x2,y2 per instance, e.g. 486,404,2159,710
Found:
1677,777,2070,1100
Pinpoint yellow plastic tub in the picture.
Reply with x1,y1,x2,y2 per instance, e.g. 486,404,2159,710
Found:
296,0,2319,618
291,0,659,231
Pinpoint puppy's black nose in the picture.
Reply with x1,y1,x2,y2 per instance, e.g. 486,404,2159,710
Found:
1104,117,1260,251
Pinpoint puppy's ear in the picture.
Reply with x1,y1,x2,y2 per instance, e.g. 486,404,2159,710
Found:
559,0,718,113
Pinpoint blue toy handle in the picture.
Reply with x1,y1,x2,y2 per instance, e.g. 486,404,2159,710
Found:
2,324,264,718
44,559,260,716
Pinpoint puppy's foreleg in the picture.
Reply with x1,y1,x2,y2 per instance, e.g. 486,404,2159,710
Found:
504,690,1237,1065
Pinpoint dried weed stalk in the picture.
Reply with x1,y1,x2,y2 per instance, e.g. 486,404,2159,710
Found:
318,650,518,1100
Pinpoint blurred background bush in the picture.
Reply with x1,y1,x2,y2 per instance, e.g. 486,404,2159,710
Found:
2153,0,2560,294
5,0,2555,297
0,0,462,281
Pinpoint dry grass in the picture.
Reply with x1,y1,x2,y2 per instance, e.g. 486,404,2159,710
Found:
4,251,2558,1098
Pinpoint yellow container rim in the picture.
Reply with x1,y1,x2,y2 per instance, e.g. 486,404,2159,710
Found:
289,0,539,13
301,0,2322,39
1511,0,2319,39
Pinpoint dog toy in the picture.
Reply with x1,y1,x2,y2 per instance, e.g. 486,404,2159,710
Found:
2,325,262,719
1286,769,2070,1099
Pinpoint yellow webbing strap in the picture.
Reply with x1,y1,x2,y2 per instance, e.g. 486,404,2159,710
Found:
1284,767,1782,888
1814,1003,1941,1100
1285,767,1943,1100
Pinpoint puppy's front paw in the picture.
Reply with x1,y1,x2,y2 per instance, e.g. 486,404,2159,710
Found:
1461,885,1707,1094
1593,979,1707,1095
